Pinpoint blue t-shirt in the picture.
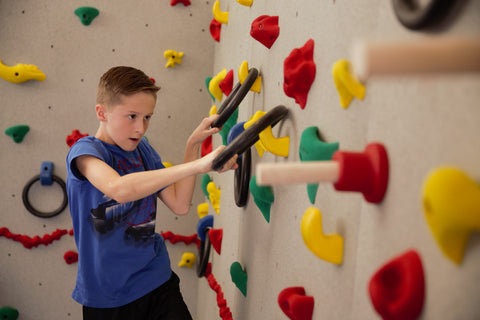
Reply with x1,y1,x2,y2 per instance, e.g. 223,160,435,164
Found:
66,136,172,308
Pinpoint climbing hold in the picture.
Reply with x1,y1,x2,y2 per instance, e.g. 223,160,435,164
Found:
209,105,218,116
4,125,29,143
369,250,425,320
209,228,223,254
209,18,222,42
301,207,343,264
40,161,54,186
74,7,99,26
300,126,339,204
283,39,316,109
66,129,88,147
0,227,68,249
212,105,288,171
197,215,214,241
0,59,46,83
230,261,248,297
0,306,19,320
201,135,213,157
212,0,229,24
164,50,184,68
162,161,173,168
207,181,221,214
278,287,314,320
201,174,212,197
171,0,191,6
209,69,227,101
250,15,280,49
219,69,234,96
244,110,289,158
332,59,365,109
228,122,251,207
178,252,196,268
249,175,274,223
64,250,79,264
238,61,261,92
422,167,480,264
236,0,253,6
257,143,389,204
197,202,209,219
219,108,238,146
205,77,216,101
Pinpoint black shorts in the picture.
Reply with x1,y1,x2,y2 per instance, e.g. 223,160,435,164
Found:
82,272,192,320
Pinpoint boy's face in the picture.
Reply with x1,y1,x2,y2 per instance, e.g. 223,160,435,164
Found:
97,92,156,151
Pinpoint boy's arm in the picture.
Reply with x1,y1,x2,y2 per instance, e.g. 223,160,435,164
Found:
158,116,238,215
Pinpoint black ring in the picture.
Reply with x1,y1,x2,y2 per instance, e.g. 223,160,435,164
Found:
392,0,456,30
196,227,212,277
211,68,259,128
212,105,289,171
22,175,68,218
234,148,251,207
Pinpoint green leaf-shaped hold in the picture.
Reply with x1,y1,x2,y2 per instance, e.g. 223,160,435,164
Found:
205,77,215,101
201,174,212,197
249,175,274,223
0,306,19,320
74,7,99,26
230,261,247,297
5,125,29,143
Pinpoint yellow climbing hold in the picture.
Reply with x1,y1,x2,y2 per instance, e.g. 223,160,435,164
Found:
207,181,221,214
164,50,184,68
212,0,229,24
197,202,209,219
236,0,253,6
0,59,46,83
209,105,218,116
162,161,173,168
178,252,196,268
301,207,343,265
422,167,480,265
332,59,365,109
238,61,261,93
244,111,289,158
209,69,227,101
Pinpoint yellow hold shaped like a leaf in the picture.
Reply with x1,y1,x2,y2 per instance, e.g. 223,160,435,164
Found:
0,59,46,83
209,69,227,101
332,59,365,109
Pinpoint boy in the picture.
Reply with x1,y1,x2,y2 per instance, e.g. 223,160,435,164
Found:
66,66,238,320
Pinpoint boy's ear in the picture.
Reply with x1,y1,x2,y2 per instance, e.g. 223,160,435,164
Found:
96,104,107,121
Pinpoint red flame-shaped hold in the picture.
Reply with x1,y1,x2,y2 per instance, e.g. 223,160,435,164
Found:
219,69,234,96
283,39,316,109
250,15,280,49
210,18,222,42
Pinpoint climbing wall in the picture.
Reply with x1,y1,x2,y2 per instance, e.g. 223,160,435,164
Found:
0,1,214,319
196,1,480,320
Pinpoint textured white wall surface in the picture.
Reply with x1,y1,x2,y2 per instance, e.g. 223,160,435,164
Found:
1,0,480,320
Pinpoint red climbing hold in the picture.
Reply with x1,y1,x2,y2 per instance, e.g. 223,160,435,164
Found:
278,287,314,320
210,18,222,42
369,250,425,320
283,39,316,109
219,69,233,96
66,129,88,147
201,135,213,157
209,228,223,255
171,0,191,6
250,15,280,49
0,227,68,249
64,250,79,264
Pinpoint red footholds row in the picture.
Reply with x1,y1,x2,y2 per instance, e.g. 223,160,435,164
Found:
0,227,69,249
369,250,425,320
278,287,314,320
333,142,389,203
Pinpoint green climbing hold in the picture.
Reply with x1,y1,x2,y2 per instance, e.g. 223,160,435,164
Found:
299,126,339,204
0,306,19,320
249,175,274,223
201,174,212,197
205,77,215,101
74,7,99,26
230,261,247,297
4,125,29,143
219,108,238,146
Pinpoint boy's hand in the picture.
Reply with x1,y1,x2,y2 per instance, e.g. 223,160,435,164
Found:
188,115,221,146
199,145,238,173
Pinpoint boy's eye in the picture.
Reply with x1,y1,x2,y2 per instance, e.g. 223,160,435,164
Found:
145,115,152,120
128,114,136,120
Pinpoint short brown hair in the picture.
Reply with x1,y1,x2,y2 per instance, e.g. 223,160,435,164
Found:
96,66,160,106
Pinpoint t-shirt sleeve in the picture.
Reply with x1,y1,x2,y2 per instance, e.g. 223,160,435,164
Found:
66,138,111,181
